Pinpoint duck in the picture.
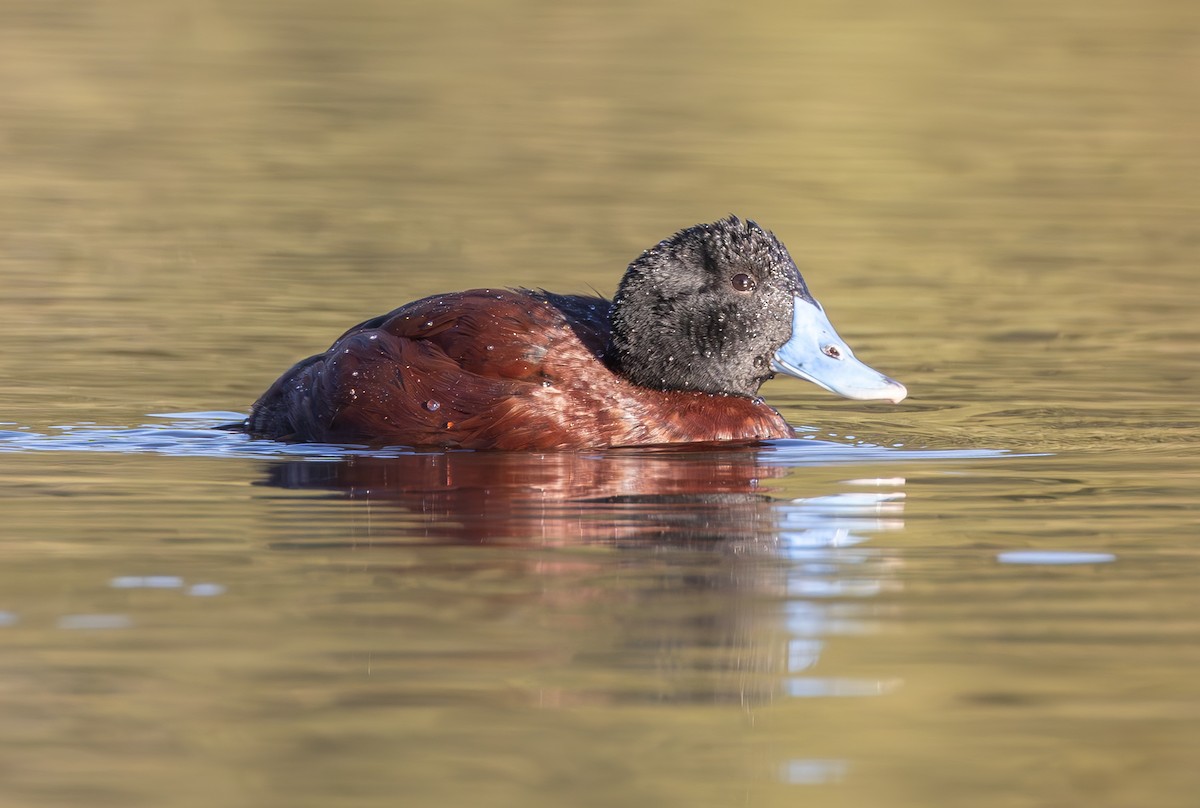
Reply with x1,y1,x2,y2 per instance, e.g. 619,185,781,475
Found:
243,216,906,450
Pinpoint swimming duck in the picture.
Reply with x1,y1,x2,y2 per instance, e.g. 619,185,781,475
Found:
244,216,906,449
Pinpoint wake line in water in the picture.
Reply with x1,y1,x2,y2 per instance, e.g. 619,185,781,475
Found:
0,412,1023,464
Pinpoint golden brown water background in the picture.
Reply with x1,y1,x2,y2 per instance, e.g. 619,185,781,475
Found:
1,1,1198,806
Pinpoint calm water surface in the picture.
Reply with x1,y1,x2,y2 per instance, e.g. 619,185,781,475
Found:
1,1,1198,807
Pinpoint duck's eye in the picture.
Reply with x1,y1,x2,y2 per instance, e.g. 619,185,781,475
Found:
822,344,843,360
731,273,756,292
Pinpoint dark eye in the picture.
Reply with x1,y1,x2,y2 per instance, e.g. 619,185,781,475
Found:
822,344,843,359
731,273,756,292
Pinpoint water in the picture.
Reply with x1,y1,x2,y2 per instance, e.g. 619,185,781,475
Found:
1,1,1199,806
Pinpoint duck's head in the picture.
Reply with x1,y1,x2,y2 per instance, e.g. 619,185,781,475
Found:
610,216,907,403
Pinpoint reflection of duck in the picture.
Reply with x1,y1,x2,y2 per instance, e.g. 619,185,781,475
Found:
258,452,905,710
260,450,906,553
261,449,789,547
244,217,905,449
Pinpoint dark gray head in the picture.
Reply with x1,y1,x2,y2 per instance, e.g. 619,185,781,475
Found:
609,216,907,403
